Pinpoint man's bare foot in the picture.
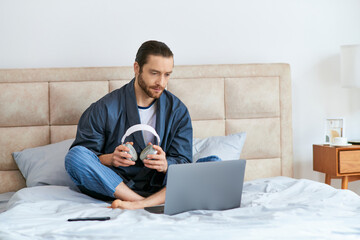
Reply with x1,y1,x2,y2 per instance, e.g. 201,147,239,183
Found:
111,199,144,210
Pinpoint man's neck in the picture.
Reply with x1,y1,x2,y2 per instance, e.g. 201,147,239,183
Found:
134,79,155,107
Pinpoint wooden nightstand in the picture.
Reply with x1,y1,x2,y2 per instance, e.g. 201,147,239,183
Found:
313,144,360,189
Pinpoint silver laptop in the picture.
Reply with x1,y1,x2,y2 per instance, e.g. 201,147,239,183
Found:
145,159,246,215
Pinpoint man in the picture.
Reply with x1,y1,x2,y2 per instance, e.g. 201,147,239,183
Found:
65,40,192,210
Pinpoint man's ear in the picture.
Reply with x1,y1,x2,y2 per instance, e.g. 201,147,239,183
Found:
134,62,140,76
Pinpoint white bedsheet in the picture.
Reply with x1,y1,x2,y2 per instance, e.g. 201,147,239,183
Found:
0,192,15,213
0,177,359,240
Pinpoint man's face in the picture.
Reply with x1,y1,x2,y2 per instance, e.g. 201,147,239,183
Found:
136,55,173,99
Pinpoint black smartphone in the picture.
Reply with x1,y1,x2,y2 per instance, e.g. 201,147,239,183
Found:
67,217,110,221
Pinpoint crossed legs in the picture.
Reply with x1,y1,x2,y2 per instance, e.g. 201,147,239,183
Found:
65,146,164,209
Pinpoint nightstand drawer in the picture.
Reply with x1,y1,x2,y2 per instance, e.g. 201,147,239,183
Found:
339,150,360,173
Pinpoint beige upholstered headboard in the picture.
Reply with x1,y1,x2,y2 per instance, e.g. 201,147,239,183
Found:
0,64,293,193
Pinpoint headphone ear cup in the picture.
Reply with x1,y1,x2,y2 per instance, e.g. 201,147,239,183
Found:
140,145,158,161
124,143,138,161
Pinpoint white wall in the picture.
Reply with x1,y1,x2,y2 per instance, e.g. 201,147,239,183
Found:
1,0,360,192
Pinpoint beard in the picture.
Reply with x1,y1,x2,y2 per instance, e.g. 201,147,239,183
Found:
137,72,164,99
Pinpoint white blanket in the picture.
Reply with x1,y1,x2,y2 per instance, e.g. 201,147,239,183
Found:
0,177,359,240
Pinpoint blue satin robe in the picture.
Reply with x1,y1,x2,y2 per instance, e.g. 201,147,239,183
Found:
70,78,192,193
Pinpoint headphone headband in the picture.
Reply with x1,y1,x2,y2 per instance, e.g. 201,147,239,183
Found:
121,124,160,145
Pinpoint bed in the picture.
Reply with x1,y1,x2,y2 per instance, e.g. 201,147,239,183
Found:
0,64,359,239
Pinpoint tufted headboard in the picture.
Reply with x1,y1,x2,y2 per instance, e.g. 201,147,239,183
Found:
0,64,293,193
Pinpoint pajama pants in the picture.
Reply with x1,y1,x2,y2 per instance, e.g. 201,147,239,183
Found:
65,146,221,200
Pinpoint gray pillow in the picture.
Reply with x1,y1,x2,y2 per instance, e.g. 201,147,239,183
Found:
192,132,246,162
12,139,77,189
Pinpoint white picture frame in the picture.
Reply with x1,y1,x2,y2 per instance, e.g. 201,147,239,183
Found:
324,118,345,144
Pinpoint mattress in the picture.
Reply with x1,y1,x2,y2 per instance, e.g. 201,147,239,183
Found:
0,177,359,240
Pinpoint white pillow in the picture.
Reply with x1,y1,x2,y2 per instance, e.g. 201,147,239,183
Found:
12,139,77,189
192,132,246,162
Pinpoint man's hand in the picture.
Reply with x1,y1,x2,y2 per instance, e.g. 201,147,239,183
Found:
142,144,168,173
111,142,136,167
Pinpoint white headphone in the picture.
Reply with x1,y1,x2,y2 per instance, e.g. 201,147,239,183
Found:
121,124,160,162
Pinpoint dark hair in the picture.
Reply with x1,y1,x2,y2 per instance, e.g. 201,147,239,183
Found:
135,40,173,71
